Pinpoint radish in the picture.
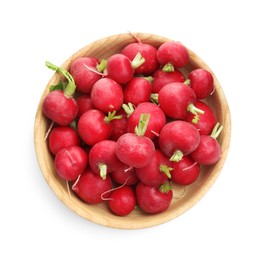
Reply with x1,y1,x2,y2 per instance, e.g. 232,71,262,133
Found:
136,182,173,214
152,68,185,93
89,140,122,180
191,122,223,165
158,120,200,162
109,109,127,141
126,102,166,140
171,155,200,185
54,146,87,181
158,82,204,120
121,38,159,75
77,109,121,146
123,77,152,106
72,169,112,204
156,41,189,68
106,53,145,84
90,78,124,113
110,163,139,185
42,62,78,126
116,113,155,168
185,100,217,135
69,56,103,94
76,94,94,118
108,186,136,216
187,68,214,99
135,149,172,186
48,126,80,155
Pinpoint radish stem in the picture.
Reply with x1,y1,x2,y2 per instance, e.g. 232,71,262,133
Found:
134,113,150,136
83,64,106,76
144,76,154,83
45,61,76,98
131,52,145,69
96,59,107,73
211,122,223,139
162,63,175,72
150,93,159,104
169,150,184,162
104,111,123,124
187,103,204,124
98,163,107,180
122,103,135,117
187,103,204,115
159,164,173,178
184,79,191,85
159,182,172,193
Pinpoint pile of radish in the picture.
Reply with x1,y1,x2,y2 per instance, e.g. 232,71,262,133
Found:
42,35,223,216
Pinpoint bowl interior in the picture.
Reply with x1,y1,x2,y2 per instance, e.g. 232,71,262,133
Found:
34,33,231,229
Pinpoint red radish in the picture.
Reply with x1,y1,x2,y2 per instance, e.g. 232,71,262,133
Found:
109,109,127,141
54,146,87,181
121,39,159,75
42,62,78,126
156,41,189,68
108,186,136,216
72,169,112,204
106,53,145,84
136,182,173,214
76,94,94,118
110,163,139,185
158,82,204,120
48,126,80,155
171,155,200,185
152,68,185,93
123,77,152,106
69,57,102,94
89,140,122,180
185,100,217,135
116,113,155,168
126,102,166,140
90,78,124,113
77,109,121,146
191,122,223,165
135,149,172,186
188,69,214,99
158,120,200,162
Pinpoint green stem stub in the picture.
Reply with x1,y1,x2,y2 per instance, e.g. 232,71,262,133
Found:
122,103,135,117
159,182,172,193
45,61,76,98
98,163,107,180
96,59,107,73
134,113,150,136
211,122,223,139
131,52,145,69
162,63,175,72
169,150,184,162
159,164,173,178
104,111,123,124
144,76,154,83
187,103,204,124
184,79,191,86
187,103,204,115
150,93,159,104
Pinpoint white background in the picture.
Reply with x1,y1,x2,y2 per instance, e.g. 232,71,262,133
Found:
1,0,264,259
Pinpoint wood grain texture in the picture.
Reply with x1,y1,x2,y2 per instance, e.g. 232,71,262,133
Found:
34,33,231,229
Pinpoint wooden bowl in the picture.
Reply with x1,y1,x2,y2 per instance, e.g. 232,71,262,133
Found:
34,33,231,229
